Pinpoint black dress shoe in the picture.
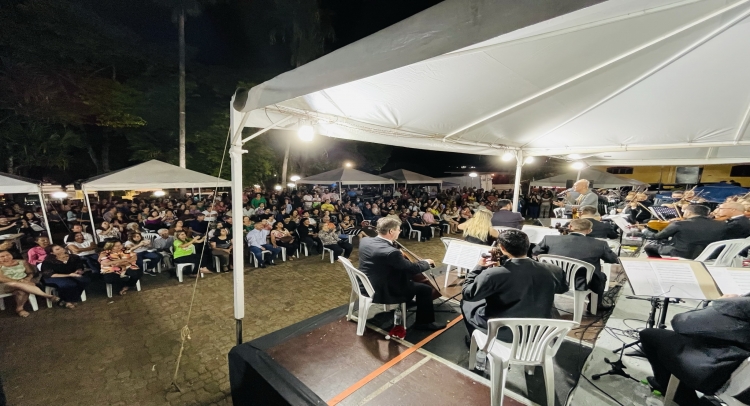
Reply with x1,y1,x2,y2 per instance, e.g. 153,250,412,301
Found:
646,376,665,393
587,303,614,314
413,322,447,331
267,261,277,266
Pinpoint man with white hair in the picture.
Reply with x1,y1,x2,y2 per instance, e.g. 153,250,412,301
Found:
152,229,174,255
554,179,598,211
716,202,750,239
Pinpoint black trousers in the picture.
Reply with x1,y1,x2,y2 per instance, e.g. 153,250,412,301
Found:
323,241,353,260
410,283,436,325
639,328,701,406
301,237,323,254
575,269,607,307
411,225,432,240
102,269,143,292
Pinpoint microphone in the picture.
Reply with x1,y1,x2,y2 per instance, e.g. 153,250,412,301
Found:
557,188,574,197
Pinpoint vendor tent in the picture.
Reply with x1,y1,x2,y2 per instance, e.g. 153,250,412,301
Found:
296,168,394,186
380,169,442,185
81,160,230,191
81,160,230,242
531,168,648,189
0,172,53,242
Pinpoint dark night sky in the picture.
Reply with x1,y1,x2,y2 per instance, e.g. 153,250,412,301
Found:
93,0,533,178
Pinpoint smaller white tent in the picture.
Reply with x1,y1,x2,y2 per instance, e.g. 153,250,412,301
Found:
441,175,492,191
0,172,53,242
531,168,648,189
81,160,230,191
380,169,442,185
297,168,394,186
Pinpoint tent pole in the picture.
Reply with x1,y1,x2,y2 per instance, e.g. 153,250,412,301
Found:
339,182,342,202
82,186,97,243
230,105,247,345
576,170,582,181
512,151,523,213
37,187,53,244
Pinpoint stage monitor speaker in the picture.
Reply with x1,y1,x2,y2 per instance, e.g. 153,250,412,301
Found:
228,343,325,406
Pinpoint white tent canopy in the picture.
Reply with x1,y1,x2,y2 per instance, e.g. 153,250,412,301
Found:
380,169,442,184
0,172,53,242
296,168,394,186
531,168,648,188
233,0,750,166
81,160,231,191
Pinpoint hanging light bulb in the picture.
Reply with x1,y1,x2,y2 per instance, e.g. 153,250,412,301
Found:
298,125,314,141
571,161,586,170
153,190,166,197
290,175,301,182
468,172,478,178
501,152,514,161
524,156,535,164
52,191,68,199
287,183,296,188
274,185,283,191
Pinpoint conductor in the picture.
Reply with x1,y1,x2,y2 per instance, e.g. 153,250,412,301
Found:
358,217,446,331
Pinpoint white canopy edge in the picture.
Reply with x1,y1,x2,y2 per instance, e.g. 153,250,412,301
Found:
82,160,231,192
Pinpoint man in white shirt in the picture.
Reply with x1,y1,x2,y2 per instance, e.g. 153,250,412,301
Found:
63,224,94,244
202,205,218,222
245,222,281,268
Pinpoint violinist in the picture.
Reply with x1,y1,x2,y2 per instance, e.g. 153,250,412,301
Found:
358,217,445,331
715,202,750,239
641,205,726,259
624,192,653,224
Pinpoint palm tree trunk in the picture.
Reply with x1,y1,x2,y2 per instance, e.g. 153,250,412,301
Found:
178,8,186,168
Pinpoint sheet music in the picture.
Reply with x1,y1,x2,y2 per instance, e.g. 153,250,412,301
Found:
442,241,489,270
706,267,750,295
620,259,708,299
608,215,632,233
521,225,561,244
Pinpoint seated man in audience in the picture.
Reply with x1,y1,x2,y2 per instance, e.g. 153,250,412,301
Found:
717,201,750,239
152,229,174,257
245,222,280,268
641,204,726,259
187,213,209,237
490,199,524,229
462,230,568,342
639,294,750,406
578,205,618,239
65,231,101,272
533,219,619,312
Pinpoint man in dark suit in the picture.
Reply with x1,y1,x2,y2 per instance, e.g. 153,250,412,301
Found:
717,202,750,239
490,199,524,229
358,217,445,331
532,219,619,312
642,204,727,259
640,295,750,406
461,229,568,341
579,205,618,239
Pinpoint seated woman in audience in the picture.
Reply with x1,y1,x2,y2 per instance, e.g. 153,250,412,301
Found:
421,209,444,237
41,244,90,303
96,221,121,242
123,232,161,275
144,210,163,231
318,221,353,261
407,210,433,242
169,220,192,238
290,210,301,224
26,235,50,266
172,231,211,275
162,210,176,227
0,250,72,316
66,232,101,272
19,211,44,239
98,241,143,296
458,208,498,246
442,207,460,234
242,216,254,236
459,206,473,223
110,219,127,240
210,227,233,271
270,220,299,261
339,215,367,240
114,211,127,225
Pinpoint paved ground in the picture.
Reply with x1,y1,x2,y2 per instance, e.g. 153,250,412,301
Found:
0,236,451,406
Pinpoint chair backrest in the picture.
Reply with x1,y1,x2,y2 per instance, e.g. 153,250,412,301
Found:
694,238,750,266
538,254,595,287
485,318,577,365
338,258,375,299
142,233,158,242
719,356,750,405
493,226,515,234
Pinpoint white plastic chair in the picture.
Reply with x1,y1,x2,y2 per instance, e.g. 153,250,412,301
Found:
405,221,421,241
45,286,87,308
0,293,38,312
322,247,335,263
250,249,272,267
142,233,158,242
538,254,596,324
469,318,577,406
213,256,222,272
338,257,406,336
493,226,516,234
106,280,142,298
175,263,201,283
665,357,750,406
694,238,750,267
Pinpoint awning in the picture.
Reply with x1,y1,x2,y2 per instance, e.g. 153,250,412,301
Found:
296,168,394,185
0,172,44,194
531,168,649,188
379,169,442,184
82,160,231,191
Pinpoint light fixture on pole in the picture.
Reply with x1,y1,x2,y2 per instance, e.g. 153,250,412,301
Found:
274,185,282,191
290,175,300,182
298,125,314,142
52,191,68,199
287,183,296,188
344,162,353,168
524,156,535,164
468,172,478,177
571,161,587,170
153,190,166,197
501,152,514,161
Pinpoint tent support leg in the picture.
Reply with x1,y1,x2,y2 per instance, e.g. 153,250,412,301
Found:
512,151,523,213
230,106,248,344
38,188,53,244
82,186,97,244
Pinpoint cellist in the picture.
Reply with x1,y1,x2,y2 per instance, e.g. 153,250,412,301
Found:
357,217,446,331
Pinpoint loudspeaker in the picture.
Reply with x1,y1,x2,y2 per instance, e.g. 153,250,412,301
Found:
228,343,325,406
565,180,574,189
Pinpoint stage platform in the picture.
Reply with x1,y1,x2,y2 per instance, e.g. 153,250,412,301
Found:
247,294,596,406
